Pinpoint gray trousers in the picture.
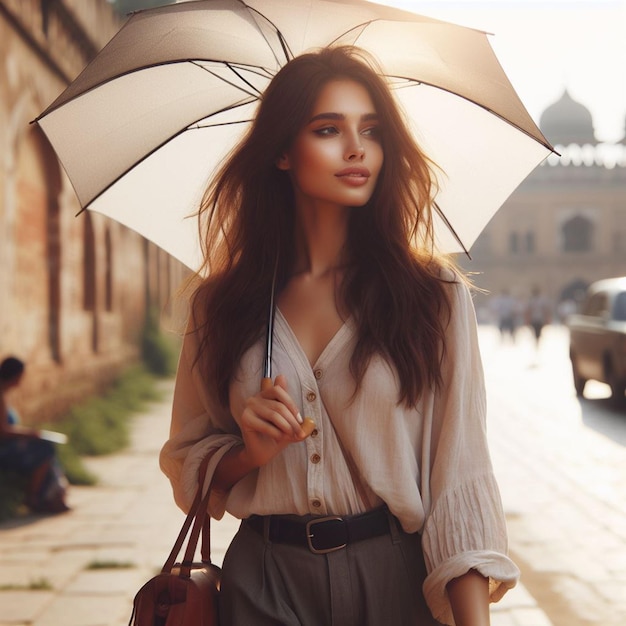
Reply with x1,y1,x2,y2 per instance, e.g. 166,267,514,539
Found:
219,512,444,625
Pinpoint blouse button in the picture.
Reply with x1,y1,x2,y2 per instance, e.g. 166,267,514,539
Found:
306,391,317,402
310,429,319,438
312,499,321,508
314,368,323,380
310,453,321,464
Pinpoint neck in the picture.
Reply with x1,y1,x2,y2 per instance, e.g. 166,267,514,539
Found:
293,202,350,279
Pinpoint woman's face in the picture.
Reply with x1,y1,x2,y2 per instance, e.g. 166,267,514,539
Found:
277,79,383,210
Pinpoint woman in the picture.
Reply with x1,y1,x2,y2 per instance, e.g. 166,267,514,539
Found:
0,357,70,514
160,46,519,625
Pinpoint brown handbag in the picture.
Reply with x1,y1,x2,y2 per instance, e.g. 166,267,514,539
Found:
128,457,221,625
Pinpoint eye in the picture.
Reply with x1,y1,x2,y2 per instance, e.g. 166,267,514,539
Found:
361,125,381,139
313,126,339,137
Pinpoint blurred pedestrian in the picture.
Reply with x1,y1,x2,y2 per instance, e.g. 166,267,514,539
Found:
0,356,70,514
491,289,518,342
556,298,577,324
525,287,551,347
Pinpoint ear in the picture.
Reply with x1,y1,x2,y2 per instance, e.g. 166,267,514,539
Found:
276,153,290,171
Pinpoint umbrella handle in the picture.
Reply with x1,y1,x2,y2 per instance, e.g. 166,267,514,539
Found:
260,377,316,437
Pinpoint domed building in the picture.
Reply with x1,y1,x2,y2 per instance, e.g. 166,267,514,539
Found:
539,89,597,147
460,90,626,323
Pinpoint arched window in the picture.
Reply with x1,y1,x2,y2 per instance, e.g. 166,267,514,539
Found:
105,229,113,312
14,127,62,362
82,213,99,352
83,213,96,311
562,215,593,252
46,168,61,362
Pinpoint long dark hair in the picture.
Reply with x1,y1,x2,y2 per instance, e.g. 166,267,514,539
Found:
191,46,455,408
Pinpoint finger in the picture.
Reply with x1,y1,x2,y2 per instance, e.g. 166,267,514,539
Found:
240,405,293,440
271,375,303,425
246,398,300,436
274,374,288,390
258,376,302,428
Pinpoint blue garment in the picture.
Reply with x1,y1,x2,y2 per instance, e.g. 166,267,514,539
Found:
0,407,55,471
0,407,67,511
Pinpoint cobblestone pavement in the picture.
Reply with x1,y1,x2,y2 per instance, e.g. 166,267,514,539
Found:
1,326,623,625
482,325,626,626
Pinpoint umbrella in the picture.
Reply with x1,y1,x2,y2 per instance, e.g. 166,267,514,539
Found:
33,0,554,270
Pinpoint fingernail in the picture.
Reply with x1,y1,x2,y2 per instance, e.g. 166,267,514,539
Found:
296,412,303,424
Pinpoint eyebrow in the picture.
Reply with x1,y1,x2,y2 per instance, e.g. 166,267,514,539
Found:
308,112,379,123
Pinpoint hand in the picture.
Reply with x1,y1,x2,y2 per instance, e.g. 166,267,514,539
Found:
237,375,307,468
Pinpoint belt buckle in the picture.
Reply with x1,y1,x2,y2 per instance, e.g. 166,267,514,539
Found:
305,516,347,554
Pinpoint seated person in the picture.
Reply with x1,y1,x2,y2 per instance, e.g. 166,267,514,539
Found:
0,356,70,514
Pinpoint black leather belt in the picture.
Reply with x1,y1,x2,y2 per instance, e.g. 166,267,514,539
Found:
244,507,391,554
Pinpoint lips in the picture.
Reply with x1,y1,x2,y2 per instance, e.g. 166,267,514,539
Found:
335,167,371,179
335,167,371,187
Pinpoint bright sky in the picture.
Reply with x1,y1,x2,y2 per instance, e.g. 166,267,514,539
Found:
376,0,626,143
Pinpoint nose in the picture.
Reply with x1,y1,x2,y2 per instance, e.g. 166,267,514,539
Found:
345,138,365,161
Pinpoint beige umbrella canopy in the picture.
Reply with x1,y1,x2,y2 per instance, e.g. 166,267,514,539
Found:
34,0,554,270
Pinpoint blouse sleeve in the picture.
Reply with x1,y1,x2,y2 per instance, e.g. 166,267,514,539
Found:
159,322,243,519
421,274,520,624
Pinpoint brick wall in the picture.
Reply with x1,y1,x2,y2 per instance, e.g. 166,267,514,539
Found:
0,0,189,424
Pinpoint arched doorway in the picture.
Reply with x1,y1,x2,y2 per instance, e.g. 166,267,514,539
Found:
83,211,98,351
14,126,62,362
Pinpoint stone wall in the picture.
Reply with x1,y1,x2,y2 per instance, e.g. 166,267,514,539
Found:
0,0,189,424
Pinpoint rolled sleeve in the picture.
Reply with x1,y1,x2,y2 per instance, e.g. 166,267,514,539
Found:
421,276,520,623
422,474,519,624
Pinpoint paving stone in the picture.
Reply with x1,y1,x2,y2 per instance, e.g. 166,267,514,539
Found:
0,591,54,623
12,337,623,625
31,594,130,626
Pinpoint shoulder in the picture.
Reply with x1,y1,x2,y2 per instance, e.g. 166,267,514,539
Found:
428,262,479,331
420,256,474,305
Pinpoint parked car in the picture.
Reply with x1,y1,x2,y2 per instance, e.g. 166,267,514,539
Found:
567,276,626,404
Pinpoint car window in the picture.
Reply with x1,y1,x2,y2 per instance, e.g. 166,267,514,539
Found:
613,292,626,321
583,292,608,317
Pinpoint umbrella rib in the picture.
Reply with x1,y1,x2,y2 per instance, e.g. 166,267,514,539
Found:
76,99,256,212
327,20,376,48
189,98,258,129
244,3,294,64
226,62,264,97
383,76,555,153
432,201,471,259
35,59,271,122
190,61,262,99
191,119,253,130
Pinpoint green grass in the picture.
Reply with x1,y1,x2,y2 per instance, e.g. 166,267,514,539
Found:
0,577,53,591
56,366,163,459
86,559,135,570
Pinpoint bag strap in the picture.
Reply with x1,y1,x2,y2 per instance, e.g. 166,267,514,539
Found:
161,453,214,576
196,452,213,563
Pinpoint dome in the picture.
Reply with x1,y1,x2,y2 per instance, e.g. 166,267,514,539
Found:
539,90,596,146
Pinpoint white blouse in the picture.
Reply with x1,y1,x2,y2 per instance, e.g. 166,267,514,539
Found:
159,274,519,624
